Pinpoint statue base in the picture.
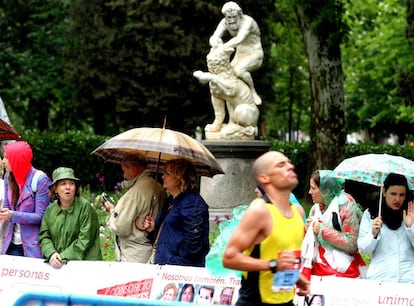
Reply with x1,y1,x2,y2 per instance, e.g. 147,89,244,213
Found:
199,140,271,229
205,124,258,141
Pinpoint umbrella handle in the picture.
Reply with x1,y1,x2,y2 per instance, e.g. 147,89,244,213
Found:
134,209,153,231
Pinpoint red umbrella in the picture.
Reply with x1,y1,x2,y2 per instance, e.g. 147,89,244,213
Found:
0,118,20,141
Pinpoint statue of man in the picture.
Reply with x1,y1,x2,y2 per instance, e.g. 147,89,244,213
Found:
209,2,264,105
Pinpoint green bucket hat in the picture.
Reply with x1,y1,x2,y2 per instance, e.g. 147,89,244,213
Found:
49,167,80,189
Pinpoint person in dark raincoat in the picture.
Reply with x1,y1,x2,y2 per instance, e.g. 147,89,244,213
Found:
144,159,209,267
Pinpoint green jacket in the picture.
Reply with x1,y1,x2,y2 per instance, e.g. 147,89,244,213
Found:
39,196,102,261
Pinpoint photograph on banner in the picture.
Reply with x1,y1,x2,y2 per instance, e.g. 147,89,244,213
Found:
213,286,238,305
150,265,241,304
177,283,196,303
195,284,215,304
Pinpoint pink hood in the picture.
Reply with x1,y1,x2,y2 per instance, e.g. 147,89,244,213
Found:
4,141,33,191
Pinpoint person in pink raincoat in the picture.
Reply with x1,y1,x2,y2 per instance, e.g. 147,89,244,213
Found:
0,141,51,257
303,170,365,278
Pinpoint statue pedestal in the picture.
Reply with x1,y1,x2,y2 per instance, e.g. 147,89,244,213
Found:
205,124,257,141
200,140,271,228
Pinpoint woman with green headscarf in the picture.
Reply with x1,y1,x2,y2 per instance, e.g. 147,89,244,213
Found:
302,170,365,279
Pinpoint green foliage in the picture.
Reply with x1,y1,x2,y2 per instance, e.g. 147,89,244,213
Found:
2,0,414,149
81,187,120,261
266,1,310,140
294,0,349,50
343,0,414,143
18,130,414,205
345,142,414,160
64,0,278,136
0,0,279,137
20,129,122,191
265,138,414,201
0,0,76,132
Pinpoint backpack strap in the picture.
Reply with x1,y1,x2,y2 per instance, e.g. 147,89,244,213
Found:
31,170,46,193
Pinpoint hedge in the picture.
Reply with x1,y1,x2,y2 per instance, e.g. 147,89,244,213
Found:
17,130,414,196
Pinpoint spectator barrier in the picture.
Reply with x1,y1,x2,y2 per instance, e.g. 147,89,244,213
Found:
13,291,187,306
1,255,414,306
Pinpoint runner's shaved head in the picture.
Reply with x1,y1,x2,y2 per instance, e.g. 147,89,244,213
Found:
252,151,286,179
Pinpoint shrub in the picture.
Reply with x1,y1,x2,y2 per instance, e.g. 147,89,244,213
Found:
21,129,121,191
18,130,414,198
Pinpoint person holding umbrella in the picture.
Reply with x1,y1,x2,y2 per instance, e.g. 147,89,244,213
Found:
357,173,414,283
144,158,210,267
39,167,102,268
92,124,222,264
304,170,365,278
103,153,167,263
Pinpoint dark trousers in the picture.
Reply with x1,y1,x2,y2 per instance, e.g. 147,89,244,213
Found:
6,243,24,256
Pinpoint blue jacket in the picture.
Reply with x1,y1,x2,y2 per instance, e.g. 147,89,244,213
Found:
154,191,209,267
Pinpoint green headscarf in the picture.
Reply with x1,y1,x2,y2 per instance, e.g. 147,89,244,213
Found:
319,170,345,205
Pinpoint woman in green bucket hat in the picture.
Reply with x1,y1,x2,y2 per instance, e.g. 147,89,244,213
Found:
39,167,102,267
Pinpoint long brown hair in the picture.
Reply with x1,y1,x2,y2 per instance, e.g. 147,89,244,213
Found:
8,172,19,206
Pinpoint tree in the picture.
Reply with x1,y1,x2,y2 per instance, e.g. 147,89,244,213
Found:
65,0,278,136
264,1,310,141
406,0,414,52
294,0,348,177
343,0,414,144
0,0,74,132
0,1,279,136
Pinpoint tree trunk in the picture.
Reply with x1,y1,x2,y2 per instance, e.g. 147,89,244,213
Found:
294,3,347,194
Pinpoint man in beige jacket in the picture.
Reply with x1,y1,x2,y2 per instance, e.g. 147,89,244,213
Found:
104,154,166,262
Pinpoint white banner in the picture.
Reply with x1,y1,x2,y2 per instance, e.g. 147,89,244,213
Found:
0,255,241,305
1,255,414,306
296,275,414,306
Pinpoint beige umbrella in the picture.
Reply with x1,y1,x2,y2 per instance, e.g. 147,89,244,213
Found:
91,127,224,177
92,126,225,230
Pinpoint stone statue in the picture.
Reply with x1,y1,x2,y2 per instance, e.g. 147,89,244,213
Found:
210,1,263,106
193,1,263,140
193,44,259,140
